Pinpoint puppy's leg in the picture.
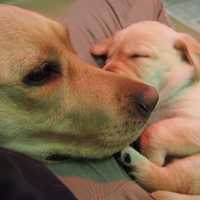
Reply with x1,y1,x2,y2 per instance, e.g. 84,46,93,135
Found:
140,118,200,165
122,147,200,194
152,191,200,200
121,147,178,192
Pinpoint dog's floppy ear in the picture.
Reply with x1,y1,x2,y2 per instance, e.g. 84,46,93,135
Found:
175,33,200,80
90,37,113,56
52,22,77,54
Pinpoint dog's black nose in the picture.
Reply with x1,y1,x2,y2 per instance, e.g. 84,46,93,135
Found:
135,86,158,117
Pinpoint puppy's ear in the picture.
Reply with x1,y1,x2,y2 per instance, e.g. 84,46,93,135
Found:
175,33,200,80
90,37,113,56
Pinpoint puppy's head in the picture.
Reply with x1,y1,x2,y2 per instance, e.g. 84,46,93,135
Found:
0,6,158,160
91,21,200,103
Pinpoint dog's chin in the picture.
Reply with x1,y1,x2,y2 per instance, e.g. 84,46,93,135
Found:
2,117,146,161
43,130,144,161
43,118,146,160
42,128,145,161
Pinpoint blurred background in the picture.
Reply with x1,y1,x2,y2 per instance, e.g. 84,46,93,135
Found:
0,0,199,39
0,0,73,17
164,0,200,40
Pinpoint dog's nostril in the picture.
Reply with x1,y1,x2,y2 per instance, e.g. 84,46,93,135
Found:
137,102,150,116
135,86,158,117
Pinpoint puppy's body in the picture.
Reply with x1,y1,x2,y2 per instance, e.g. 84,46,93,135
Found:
92,21,200,199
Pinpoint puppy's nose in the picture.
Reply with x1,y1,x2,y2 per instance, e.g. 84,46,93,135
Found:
135,86,158,117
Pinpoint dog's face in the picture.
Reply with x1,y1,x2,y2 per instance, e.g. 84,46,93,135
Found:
0,6,158,160
92,21,200,106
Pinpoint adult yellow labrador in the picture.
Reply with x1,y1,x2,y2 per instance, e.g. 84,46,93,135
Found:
0,5,158,162
91,21,200,200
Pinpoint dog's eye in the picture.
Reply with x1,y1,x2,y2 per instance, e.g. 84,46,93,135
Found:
23,61,61,86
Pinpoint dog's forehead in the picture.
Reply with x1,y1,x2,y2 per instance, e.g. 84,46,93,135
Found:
0,6,67,52
0,5,68,49
0,6,51,39
0,6,67,83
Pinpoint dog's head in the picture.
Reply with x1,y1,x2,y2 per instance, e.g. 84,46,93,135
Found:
91,21,200,106
0,6,158,160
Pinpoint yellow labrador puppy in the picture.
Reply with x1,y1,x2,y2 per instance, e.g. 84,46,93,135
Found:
91,21,200,200
0,6,158,162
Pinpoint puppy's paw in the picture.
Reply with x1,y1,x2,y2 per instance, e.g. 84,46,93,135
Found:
151,191,172,200
151,191,188,200
121,146,148,168
120,146,153,183
121,146,165,191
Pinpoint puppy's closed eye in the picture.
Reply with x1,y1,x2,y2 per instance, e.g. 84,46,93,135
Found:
23,61,61,86
129,53,150,59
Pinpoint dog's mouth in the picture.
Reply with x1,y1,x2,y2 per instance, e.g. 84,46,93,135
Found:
46,154,70,161
27,114,146,161
38,122,145,161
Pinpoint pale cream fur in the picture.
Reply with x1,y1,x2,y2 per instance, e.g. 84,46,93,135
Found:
92,21,200,200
